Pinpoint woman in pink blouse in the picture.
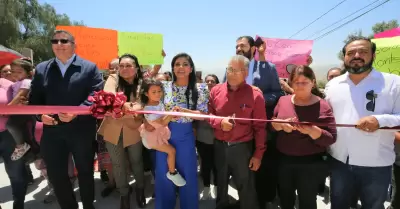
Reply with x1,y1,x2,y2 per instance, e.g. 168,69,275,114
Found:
270,65,337,209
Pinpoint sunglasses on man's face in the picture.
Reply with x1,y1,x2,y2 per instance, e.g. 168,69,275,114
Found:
50,39,71,44
366,90,377,112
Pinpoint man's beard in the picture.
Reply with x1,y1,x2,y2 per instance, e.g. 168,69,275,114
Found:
236,49,252,60
344,58,374,74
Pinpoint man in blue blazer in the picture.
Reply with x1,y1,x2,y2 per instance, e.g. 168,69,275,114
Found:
29,30,104,209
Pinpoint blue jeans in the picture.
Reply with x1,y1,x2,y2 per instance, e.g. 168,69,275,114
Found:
330,158,391,209
0,130,28,209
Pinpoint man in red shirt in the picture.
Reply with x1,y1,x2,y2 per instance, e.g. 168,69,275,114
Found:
208,54,267,209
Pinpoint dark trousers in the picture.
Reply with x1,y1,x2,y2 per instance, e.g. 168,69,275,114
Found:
391,164,400,208
6,115,34,145
0,130,28,209
196,140,217,187
41,125,96,209
214,139,259,209
278,154,328,209
330,158,391,209
255,136,279,207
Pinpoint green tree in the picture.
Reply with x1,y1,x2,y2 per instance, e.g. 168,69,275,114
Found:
0,0,84,63
338,20,399,61
317,80,327,89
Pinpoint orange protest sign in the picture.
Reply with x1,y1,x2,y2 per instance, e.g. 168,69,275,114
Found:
56,26,118,69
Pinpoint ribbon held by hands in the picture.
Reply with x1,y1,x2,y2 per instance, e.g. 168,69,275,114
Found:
0,90,399,130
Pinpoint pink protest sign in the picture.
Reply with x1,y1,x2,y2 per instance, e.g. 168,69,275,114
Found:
255,36,313,78
374,28,400,38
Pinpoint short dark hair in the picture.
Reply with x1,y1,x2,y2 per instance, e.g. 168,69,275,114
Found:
326,67,342,79
236,36,255,47
342,36,376,56
205,74,220,84
52,30,75,43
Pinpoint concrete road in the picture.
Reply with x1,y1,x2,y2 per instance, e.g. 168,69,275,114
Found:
0,161,390,209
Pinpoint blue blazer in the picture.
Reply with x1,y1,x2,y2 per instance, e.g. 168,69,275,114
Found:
29,56,104,128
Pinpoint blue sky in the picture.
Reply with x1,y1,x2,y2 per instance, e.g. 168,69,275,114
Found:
40,0,399,80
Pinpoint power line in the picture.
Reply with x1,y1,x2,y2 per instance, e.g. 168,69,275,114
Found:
304,0,381,40
288,0,348,39
313,0,391,41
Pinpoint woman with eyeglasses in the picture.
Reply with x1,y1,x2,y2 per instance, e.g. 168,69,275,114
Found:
270,65,336,209
98,54,146,209
143,53,209,209
195,74,219,200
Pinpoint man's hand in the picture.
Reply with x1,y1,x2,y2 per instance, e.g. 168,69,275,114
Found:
249,157,261,171
58,113,76,123
162,49,166,57
42,114,58,125
257,41,266,54
221,117,234,132
306,55,313,66
356,116,380,132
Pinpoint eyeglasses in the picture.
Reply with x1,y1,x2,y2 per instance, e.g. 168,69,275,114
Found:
50,39,72,44
366,90,376,112
226,67,245,74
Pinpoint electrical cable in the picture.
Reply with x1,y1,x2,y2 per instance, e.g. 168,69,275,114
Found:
288,0,349,38
304,0,381,39
313,0,391,41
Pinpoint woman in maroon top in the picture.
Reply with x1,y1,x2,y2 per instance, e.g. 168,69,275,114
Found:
270,65,337,209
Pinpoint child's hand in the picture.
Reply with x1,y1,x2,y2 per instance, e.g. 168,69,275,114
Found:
172,106,181,112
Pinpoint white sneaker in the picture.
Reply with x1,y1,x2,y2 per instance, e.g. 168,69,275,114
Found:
211,185,217,199
200,187,212,200
166,171,186,187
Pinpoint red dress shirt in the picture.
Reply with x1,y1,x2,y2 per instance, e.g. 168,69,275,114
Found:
208,82,267,159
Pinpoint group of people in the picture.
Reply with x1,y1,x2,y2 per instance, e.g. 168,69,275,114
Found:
0,29,399,209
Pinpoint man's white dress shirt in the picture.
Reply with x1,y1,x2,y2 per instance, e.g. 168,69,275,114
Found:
325,69,400,167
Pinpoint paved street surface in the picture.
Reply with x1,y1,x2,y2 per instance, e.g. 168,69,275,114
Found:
0,160,390,209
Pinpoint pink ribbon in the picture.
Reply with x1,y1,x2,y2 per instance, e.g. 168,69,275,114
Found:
0,105,399,130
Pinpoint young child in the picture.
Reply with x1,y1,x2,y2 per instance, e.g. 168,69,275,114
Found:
139,79,186,187
7,59,34,161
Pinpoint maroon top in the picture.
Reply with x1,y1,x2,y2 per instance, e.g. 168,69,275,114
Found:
272,95,337,156
208,82,267,159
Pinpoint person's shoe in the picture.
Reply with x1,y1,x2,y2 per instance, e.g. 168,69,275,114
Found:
43,189,57,204
120,195,130,209
200,187,212,200
101,186,115,197
100,170,109,184
166,170,186,187
211,185,217,199
11,143,30,161
135,187,146,208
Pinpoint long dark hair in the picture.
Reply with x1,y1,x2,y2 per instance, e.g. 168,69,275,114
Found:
118,54,143,101
171,53,198,110
140,78,163,106
289,65,325,98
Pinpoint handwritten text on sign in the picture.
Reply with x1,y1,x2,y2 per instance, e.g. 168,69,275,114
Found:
372,37,400,75
255,36,313,78
118,32,163,65
56,26,118,69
